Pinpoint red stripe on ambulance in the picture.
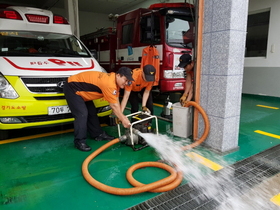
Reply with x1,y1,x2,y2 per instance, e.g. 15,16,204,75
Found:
3,57,94,71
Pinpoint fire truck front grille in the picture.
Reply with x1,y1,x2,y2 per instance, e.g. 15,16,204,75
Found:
23,113,73,123
21,77,67,93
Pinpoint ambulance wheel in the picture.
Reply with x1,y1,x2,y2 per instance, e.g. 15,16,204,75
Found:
0,130,9,140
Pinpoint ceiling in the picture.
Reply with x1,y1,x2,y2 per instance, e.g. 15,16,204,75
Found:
0,0,148,14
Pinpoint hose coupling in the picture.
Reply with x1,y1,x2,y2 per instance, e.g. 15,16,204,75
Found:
119,135,128,143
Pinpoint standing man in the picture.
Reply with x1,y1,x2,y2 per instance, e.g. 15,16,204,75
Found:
120,64,156,115
178,54,194,105
64,67,133,151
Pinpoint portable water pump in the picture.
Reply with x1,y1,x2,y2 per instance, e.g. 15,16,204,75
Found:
117,111,158,151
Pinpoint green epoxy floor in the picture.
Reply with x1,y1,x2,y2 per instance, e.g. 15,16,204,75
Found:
0,94,280,209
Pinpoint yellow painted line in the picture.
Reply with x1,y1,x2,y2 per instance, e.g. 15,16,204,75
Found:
254,130,280,139
271,193,280,206
126,102,173,108
185,152,224,171
153,103,173,109
0,124,108,145
0,129,74,145
257,104,279,109
153,103,164,107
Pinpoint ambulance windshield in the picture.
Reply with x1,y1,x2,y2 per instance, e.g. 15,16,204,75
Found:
165,16,194,49
0,31,91,57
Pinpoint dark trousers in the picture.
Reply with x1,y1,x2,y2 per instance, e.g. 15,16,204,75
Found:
63,82,102,144
129,89,153,115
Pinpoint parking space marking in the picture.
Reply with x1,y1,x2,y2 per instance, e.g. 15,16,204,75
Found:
0,129,74,145
254,130,280,139
185,152,224,171
257,105,279,109
0,124,109,145
270,193,280,206
153,103,164,107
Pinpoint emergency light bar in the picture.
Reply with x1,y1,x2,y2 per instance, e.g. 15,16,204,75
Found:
0,8,69,25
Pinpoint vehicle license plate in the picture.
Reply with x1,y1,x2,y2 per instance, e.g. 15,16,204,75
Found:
48,105,71,115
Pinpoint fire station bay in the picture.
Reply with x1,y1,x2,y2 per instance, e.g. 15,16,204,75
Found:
0,0,280,210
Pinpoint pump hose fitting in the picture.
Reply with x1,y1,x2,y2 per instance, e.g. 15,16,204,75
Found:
119,134,128,143
131,128,142,136
118,128,142,144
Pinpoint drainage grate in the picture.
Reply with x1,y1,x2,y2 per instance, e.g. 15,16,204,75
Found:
128,144,280,210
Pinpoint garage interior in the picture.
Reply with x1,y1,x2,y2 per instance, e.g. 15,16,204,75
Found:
0,1,280,209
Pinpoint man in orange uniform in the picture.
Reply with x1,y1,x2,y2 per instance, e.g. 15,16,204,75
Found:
64,67,133,151
178,54,194,105
120,65,156,115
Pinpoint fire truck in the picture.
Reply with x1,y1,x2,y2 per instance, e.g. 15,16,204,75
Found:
81,2,195,93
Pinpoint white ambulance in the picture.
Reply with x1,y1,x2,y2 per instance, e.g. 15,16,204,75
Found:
0,6,112,139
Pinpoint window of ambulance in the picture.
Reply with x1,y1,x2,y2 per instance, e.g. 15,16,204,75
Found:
0,31,90,57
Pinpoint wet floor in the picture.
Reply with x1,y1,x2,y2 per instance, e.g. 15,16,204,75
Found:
0,94,280,209
221,173,280,210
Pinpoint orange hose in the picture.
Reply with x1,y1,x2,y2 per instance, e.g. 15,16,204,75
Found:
82,101,209,195
181,101,210,150
82,139,183,195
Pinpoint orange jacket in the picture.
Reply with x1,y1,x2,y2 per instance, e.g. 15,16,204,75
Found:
68,71,119,103
140,45,160,86
125,68,153,92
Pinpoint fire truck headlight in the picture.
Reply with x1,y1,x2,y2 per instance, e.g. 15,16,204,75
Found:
164,70,185,79
0,75,19,99
167,10,175,15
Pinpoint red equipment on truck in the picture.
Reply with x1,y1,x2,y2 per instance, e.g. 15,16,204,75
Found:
81,2,195,93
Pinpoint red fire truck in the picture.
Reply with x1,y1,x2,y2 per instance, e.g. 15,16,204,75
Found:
81,3,195,93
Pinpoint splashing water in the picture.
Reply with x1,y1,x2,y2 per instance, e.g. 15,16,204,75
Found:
139,133,278,210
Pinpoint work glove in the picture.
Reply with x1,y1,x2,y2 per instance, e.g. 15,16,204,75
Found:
115,117,121,125
180,94,187,106
109,114,121,126
142,106,151,114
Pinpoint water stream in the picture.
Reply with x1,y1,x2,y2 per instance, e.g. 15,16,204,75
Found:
138,133,278,210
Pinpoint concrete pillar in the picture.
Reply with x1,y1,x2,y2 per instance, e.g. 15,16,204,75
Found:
199,0,249,153
64,0,79,38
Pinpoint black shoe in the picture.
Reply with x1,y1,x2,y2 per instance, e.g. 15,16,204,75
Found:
75,142,91,152
95,132,115,141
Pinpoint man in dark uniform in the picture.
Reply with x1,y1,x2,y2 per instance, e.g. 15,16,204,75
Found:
64,67,133,151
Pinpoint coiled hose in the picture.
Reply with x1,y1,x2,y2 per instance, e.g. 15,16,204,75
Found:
82,101,209,195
